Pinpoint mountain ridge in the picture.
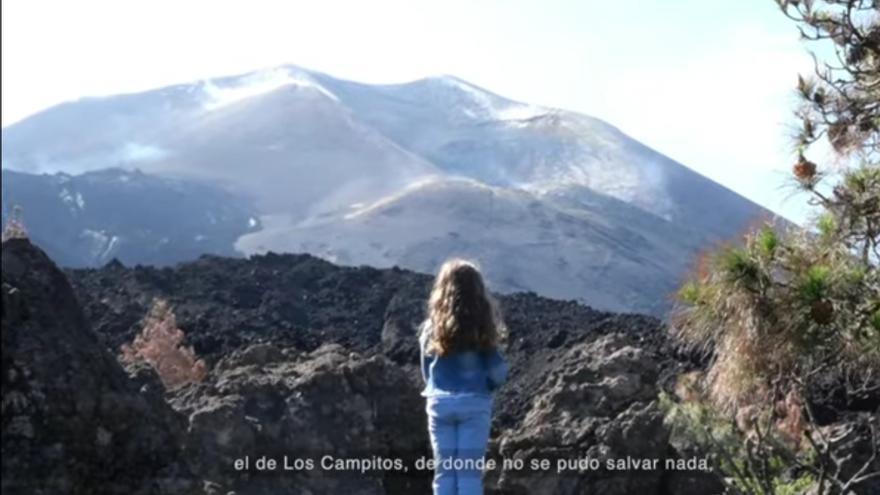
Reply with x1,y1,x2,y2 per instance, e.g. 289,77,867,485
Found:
1,65,779,314
0,167,260,267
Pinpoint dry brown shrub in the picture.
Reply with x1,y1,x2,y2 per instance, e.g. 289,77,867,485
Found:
2,205,28,242
121,298,207,389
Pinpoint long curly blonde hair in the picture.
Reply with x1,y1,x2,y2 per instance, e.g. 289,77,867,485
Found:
426,259,504,356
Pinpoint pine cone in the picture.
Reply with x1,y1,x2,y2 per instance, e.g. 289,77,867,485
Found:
793,157,817,182
810,299,834,325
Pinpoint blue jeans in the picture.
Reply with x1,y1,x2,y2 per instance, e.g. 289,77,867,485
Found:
426,395,492,495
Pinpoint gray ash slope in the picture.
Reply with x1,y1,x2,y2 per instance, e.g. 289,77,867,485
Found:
3,65,777,316
67,251,689,430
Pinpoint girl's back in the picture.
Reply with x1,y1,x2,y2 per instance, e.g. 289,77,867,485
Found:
419,258,508,495
420,324,508,397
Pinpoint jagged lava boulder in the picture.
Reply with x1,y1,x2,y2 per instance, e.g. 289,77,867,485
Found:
168,342,431,495
490,334,720,495
0,238,200,495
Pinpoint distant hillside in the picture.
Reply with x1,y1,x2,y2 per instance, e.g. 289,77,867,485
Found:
1,168,260,267
1,66,778,314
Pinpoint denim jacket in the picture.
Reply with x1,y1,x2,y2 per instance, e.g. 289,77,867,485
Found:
419,320,508,397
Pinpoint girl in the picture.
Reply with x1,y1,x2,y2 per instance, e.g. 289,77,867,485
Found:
419,259,508,495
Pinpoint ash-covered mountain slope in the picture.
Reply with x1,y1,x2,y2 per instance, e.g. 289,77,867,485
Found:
237,177,704,314
2,65,766,231
1,168,260,267
1,67,437,216
310,72,764,239
3,65,777,314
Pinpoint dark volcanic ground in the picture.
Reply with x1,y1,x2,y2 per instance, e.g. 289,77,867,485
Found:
66,252,687,430
6,241,873,495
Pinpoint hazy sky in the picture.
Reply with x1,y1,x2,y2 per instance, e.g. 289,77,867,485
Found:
2,0,818,222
